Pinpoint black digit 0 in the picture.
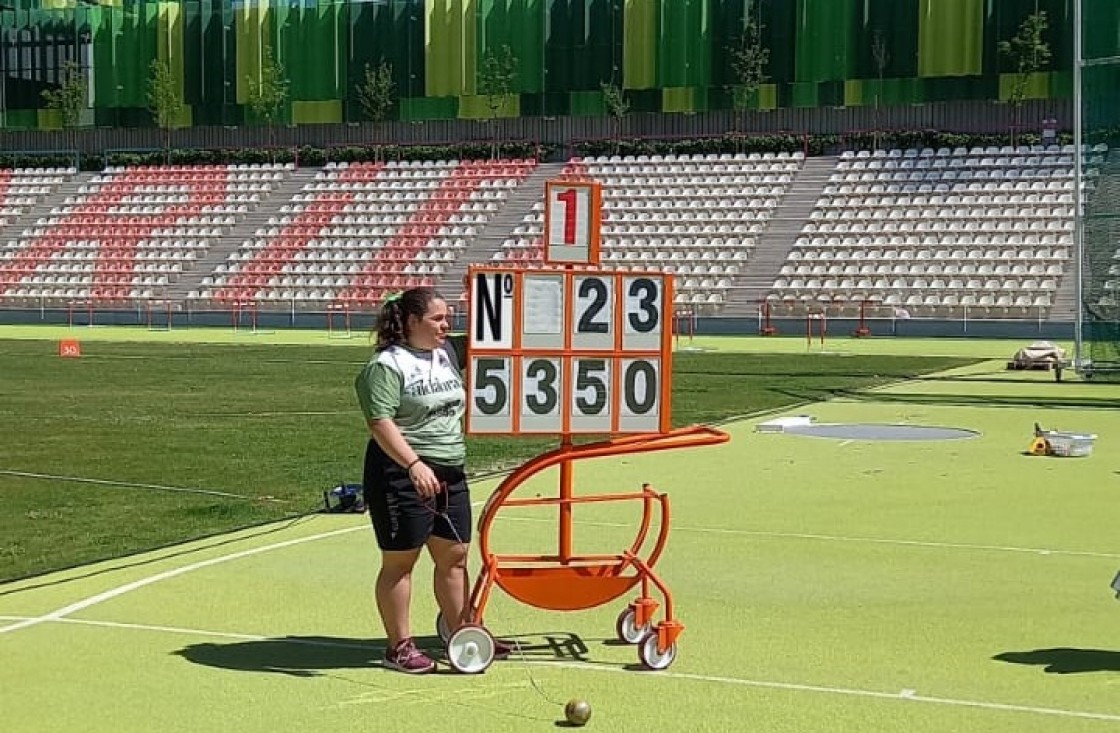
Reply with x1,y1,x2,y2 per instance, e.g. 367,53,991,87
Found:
624,361,657,414
628,278,659,333
525,359,558,415
577,278,609,333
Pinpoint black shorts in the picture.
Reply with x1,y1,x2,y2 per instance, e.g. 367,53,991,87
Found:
362,440,471,552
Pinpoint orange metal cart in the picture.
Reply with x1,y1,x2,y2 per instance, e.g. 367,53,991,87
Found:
442,424,729,673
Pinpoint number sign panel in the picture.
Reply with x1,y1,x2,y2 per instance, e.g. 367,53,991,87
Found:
470,271,516,351
520,274,564,350
569,357,613,432
470,357,513,432
544,181,602,265
467,266,673,436
571,275,614,351
622,276,663,351
619,358,661,432
519,356,564,432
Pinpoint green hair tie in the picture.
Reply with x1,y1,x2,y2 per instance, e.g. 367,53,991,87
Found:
382,292,402,305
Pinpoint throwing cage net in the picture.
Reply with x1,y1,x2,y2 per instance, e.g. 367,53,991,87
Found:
1077,0,1120,378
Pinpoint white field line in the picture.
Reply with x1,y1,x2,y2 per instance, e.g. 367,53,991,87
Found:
539,660,1120,724
1,615,377,650
3,498,1112,641
0,525,366,635
56,353,365,367
1,615,1117,724
495,515,1120,560
0,500,487,635
0,469,256,500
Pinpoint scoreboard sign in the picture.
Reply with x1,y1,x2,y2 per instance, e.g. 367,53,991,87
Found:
543,181,602,265
467,267,673,435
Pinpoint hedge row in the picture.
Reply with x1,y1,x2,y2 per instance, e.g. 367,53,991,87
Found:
0,128,1099,172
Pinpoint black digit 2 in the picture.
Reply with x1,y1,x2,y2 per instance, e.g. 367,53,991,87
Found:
577,278,609,333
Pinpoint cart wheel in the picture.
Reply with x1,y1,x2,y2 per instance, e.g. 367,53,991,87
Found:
436,611,453,643
638,631,677,671
446,624,495,674
615,606,647,644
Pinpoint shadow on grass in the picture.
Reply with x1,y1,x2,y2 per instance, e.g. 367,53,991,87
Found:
174,631,592,676
175,634,400,675
176,632,597,724
993,647,1120,674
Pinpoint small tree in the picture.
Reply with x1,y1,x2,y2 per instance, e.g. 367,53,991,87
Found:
41,61,87,129
147,59,184,160
998,10,1051,147
246,44,289,147
356,60,395,122
727,17,769,150
870,29,890,150
477,44,519,158
600,79,630,154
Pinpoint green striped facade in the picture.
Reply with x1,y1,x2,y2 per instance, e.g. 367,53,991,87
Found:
0,0,1080,129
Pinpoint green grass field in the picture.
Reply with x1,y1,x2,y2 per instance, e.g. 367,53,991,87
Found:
0,334,972,580
3,327,1120,733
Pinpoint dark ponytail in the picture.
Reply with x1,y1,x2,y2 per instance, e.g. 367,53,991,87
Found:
374,286,442,351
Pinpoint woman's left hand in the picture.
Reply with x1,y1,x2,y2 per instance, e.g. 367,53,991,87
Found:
408,461,441,498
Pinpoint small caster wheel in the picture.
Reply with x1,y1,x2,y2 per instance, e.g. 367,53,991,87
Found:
615,606,647,644
436,611,453,643
446,623,495,674
638,631,677,671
